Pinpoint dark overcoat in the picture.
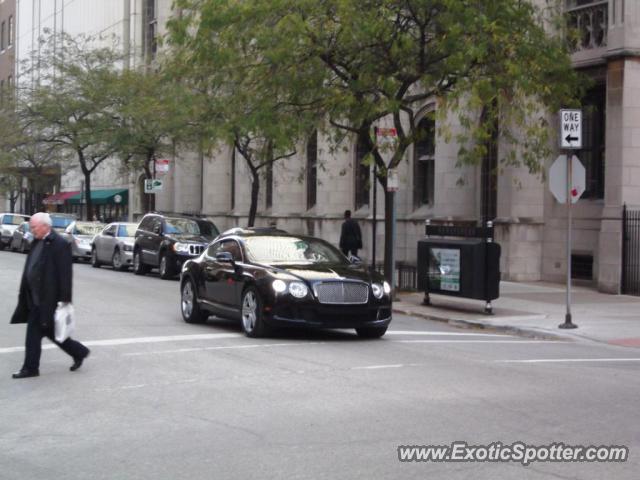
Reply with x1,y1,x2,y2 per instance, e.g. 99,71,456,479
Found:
10,229,73,335
339,218,363,252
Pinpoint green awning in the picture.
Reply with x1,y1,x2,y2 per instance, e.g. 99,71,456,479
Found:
68,188,128,205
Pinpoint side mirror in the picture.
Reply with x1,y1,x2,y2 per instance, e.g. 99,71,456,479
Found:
215,251,234,264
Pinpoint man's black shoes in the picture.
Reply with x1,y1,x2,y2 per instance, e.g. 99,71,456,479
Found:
70,349,90,372
12,369,40,379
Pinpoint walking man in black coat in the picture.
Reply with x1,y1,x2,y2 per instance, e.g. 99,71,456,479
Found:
11,212,90,379
339,209,363,258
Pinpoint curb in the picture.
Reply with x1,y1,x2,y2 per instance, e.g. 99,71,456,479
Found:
392,306,570,342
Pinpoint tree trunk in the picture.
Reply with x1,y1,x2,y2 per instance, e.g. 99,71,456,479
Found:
248,169,260,227
383,189,395,287
84,172,93,221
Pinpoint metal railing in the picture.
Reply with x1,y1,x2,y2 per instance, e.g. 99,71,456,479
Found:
375,262,418,291
622,205,640,295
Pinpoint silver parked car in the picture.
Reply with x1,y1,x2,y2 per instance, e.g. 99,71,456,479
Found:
91,222,137,270
9,221,34,253
62,221,106,262
0,213,30,250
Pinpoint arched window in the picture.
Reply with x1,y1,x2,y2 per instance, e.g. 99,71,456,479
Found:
413,116,435,208
355,134,370,209
306,130,318,209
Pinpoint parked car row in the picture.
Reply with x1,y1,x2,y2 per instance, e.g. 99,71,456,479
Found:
1,211,393,338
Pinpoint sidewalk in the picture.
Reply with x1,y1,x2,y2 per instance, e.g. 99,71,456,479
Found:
394,281,640,348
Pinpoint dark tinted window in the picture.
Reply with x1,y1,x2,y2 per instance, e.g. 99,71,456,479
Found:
139,216,155,231
196,220,219,237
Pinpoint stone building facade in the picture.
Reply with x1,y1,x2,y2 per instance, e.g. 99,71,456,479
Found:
149,1,640,294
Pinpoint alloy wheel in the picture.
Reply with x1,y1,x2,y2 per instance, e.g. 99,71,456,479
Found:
112,250,122,270
182,281,194,318
242,291,258,333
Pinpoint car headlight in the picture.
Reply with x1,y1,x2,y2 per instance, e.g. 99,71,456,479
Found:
372,283,384,299
383,281,391,295
272,279,287,293
288,281,308,298
123,244,133,252
173,242,190,253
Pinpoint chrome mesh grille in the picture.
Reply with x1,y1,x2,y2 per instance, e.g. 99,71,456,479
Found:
189,244,205,255
314,281,369,304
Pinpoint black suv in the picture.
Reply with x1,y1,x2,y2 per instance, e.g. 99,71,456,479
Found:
132,213,219,279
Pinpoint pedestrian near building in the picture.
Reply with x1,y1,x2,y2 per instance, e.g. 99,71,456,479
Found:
339,209,363,258
10,212,90,379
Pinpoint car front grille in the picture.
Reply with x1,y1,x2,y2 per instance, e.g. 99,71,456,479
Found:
189,244,205,255
314,281,369,304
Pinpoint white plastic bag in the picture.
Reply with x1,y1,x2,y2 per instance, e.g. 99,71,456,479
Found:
54,302,76,343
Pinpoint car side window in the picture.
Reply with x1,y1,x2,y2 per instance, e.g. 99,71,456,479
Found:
206,241,223,258
221,240,243,262
139,216,153,232
151,218,162,234
105,225,117,236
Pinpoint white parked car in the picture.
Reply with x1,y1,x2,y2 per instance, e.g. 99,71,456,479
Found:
0,213,30,250
62,221,106,262
91,222,138,270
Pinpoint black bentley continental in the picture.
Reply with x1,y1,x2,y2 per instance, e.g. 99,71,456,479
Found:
179,229,392,338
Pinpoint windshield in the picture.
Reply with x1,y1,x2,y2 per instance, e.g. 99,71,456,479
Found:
51,216,74,229
2,215,27,226
164,218,201,235
117,224,137,237
244,236,347,265
74,223,104,235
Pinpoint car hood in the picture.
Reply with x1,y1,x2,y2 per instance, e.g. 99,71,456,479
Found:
269,263,382,284
167,234,212,244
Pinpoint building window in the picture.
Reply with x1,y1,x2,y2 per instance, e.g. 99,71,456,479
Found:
7,15,12,47
265,161,273,209
580,84,606,199
413,116,436,208
355,134,370,209
306,130,318,210
144,0,158,63
230,148,236,210
1,21,5,50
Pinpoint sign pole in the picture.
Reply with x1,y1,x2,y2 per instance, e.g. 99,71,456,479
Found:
559,153,577,329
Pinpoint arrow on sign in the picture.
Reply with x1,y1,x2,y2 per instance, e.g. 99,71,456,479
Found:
565,134,579,144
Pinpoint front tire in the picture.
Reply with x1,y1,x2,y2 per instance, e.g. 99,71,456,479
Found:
355,326,388,339
241,287,269,338
112,249,127,271
91,248,101,268
159,253,176,280
181,278,207,324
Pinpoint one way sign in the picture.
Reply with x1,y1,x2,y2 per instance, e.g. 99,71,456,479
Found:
560,109,582,149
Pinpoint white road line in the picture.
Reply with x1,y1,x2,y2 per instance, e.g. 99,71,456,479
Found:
123,341,325,356
394,340,564,344
387,330,513,337
0,333,242,354
497,358,640,364
352,363,424,370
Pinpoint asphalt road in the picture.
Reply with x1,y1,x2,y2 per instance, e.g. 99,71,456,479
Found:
1,249,639,480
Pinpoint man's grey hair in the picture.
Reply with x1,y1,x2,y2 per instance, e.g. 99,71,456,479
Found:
30,212,52,227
